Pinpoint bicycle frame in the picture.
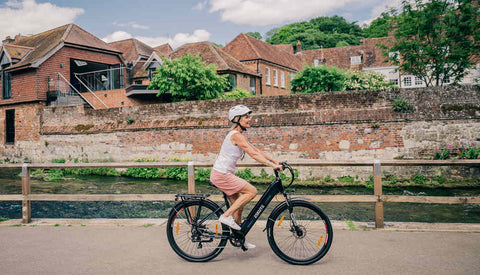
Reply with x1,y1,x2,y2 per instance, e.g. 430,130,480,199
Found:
239,176,287,235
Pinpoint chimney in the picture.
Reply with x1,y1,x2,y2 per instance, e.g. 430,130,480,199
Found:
14,34,26,42
296,40,302,53
3,36,14,44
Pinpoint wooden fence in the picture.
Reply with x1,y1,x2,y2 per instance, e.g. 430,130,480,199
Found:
1,160,479,228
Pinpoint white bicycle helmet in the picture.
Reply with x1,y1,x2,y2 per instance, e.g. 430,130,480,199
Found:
228,105,252,122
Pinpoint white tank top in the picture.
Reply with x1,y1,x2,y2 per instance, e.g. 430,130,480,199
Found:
213,130,244,174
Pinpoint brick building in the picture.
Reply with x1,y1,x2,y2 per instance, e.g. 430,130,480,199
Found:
0,24,128,146
223,33,302,96
297,36,480,88
169,41,261,94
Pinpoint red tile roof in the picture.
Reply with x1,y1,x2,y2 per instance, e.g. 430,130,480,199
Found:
223,33,302,71
109,38,154,63
273,44,294,54
5,24,122,72
169,41,260,76
2,44,34,62
297,36,396,69
154,43,173,57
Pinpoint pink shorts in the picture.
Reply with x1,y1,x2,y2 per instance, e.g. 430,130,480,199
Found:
210,169,248,196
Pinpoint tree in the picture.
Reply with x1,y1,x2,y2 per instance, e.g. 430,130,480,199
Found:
363,12,396,38
246,32,263,40
265,16,363,51
386,0,480,87
291,65,346,93
149,54,228,102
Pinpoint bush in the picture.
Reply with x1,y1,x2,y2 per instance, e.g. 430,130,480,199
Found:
221,89,254,99
459,140,480,160
344,70,393,90
291,65,345,93
392,97,414,112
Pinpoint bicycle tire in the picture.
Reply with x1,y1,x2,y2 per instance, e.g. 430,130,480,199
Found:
166,199,229,262
266,200,333,265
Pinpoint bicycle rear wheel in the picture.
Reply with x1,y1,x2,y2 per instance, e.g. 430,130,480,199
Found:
166,199,229,262
266,200,333,265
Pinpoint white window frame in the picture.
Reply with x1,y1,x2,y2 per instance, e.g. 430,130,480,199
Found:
265,67,271,85
314,59,319,67
273,69,278,87
403,76,412,87
280,71,285,88
414,77,423,86
350,55,362,65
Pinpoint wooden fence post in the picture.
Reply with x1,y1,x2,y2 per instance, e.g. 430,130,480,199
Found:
188,161,196,218
373,160,384,228
22,163,31,223
188,161,195,194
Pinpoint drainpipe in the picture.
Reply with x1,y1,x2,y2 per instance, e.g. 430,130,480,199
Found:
257,60,262,95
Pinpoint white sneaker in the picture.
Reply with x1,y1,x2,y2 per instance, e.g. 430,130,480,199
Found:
243,241,256,249
219,215,241,230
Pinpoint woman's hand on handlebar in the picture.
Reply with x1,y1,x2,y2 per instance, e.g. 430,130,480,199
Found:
272,163,283,171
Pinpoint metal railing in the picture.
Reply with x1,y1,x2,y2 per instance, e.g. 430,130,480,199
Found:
0,160,479,228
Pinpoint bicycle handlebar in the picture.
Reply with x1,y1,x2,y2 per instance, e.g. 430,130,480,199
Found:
274,161,295,188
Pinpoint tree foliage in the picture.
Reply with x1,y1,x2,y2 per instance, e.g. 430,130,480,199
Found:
363,12,396,38
291,65,394,93
149,54,228,102
291,65,346,93
266,16,363,51
385,0,480,87
246,32,263,40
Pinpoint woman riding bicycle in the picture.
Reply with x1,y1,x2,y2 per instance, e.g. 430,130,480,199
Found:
210,105,283,249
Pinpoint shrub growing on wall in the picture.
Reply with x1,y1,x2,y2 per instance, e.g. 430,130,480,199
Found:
149,54,228,102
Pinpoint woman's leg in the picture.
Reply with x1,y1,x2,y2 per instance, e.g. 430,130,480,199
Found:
223,183,257,218
227,193,243,224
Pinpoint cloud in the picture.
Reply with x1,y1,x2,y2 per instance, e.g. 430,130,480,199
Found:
208,0,360,26
360,0,403,26
113,21,150,30
102,29,211,49
192,1,208,10
0,0,83,40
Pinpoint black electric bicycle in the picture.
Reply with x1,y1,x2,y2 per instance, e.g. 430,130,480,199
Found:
166,162,333,265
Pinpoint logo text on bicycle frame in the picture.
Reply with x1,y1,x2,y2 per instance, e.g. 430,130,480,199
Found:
254,205,265,219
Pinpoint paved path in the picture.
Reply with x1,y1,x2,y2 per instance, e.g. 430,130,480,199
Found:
1,220,479,275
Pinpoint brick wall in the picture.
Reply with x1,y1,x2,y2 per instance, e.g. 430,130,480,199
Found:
1,86,479,180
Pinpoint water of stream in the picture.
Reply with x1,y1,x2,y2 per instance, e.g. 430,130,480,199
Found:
0,170,479,223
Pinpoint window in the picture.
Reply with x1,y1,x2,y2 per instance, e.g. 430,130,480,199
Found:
2,71,11,99
273,69,278,87
5,109,14,144
414,77,423,86
314,59,319,67
390,79,399,86
403,76,412,87
281,71,285,88
265,67,271,85
350,55,362,65
227,74,236,91
249,77,256,95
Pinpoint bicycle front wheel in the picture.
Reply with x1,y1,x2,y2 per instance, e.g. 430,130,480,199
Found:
266,200,333,265
166,199,229,262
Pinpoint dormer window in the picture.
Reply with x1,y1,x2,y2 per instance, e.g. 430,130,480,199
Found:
350,55,362,65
